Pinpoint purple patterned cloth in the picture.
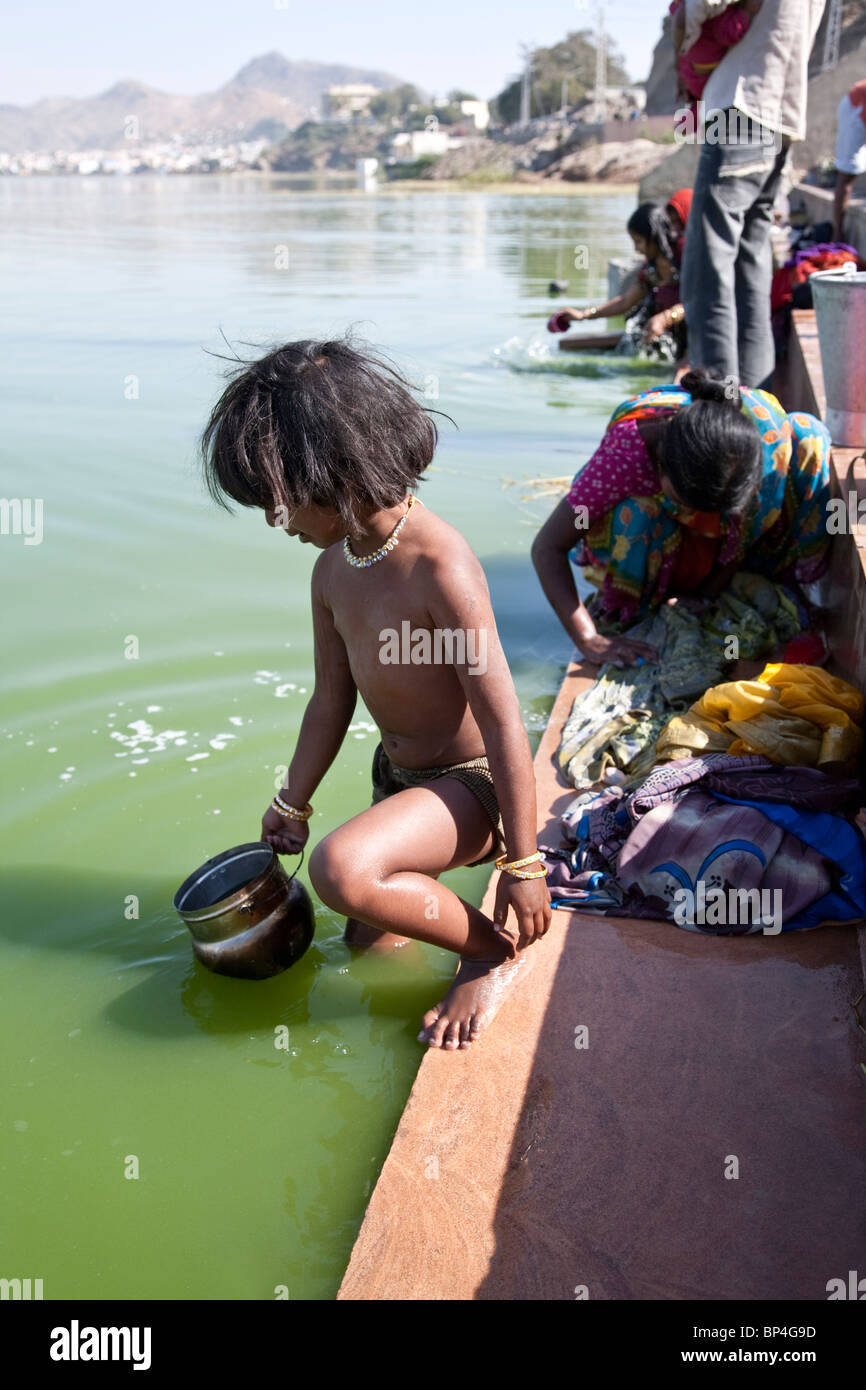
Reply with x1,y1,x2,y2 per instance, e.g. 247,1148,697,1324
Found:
626,754,770,821
703,764,862,815
562,756,861,865
785,241,858,269
546,759,864,933
616,789,832,933
562,754,770,861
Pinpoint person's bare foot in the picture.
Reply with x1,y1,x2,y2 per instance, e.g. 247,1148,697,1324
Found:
418,951,534,1051
343,916,411,952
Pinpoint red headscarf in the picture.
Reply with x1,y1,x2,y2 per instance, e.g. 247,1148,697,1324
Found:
667,187,693,228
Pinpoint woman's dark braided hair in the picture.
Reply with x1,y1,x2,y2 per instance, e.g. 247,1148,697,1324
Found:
661,368,763,513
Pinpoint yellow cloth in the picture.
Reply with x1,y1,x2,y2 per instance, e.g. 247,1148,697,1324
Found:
756,663,864,725
656,711,735,759
658,664,864,767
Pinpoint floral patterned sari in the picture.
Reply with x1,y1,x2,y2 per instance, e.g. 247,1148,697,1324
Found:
570,384,831,625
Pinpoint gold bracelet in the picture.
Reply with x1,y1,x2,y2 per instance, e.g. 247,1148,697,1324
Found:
502,865,548,880
272,795,313,820
496,851,542,872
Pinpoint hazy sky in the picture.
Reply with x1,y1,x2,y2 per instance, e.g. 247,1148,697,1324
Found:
1,0,670,106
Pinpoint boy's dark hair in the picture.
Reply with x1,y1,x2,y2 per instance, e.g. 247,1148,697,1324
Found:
201,338,439,528
626,202,676,264
662,368,763,513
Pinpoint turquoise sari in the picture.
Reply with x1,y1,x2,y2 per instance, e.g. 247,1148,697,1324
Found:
575,384,831,625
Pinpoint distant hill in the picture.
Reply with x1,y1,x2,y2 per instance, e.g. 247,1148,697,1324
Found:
0,52,404,152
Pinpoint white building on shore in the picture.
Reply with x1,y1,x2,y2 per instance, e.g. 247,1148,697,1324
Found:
323,84,380,120
458,99,490,131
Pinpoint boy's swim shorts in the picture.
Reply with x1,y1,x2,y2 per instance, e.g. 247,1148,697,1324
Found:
370,742,506,866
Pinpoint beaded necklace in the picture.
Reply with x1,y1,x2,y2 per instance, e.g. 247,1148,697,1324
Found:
343,494,418,569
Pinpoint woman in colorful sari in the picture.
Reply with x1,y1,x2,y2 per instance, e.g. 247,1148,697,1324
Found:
531,369,832,665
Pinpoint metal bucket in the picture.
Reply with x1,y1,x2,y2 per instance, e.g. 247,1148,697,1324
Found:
173,842,314,980
809,266,866,447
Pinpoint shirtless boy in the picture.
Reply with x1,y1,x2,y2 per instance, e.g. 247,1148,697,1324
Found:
201,338,551,1050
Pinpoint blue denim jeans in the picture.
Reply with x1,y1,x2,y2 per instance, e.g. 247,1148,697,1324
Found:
681,112,790,389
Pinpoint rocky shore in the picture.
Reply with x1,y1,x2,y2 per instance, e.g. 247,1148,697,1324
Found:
414,130,674,185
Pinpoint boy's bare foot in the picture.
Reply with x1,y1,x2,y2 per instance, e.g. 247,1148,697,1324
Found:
344,917,411,952
418,951,533,1051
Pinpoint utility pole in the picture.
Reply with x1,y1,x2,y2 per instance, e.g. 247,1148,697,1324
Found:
822,0,843,71
595,1,607,124
520,54,531,126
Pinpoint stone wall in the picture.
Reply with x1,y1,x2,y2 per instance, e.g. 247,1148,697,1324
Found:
644,12,677,117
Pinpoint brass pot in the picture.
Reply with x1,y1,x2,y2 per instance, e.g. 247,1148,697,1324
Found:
173,842,314,980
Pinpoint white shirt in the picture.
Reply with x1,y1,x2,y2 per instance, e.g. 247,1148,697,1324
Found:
683,0,827,140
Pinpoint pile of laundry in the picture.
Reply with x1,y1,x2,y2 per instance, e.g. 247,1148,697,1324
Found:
770,241,863,315
548,658,866,934
542,754,866,933
770,238,865,357
558,574,805,791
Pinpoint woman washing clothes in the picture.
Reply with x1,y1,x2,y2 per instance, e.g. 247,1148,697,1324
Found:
531,369,831,666
550,201,688,360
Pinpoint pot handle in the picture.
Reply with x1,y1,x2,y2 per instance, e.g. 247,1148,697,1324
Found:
284,846,305,883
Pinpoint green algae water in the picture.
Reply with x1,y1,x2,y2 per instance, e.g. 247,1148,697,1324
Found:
0,176,662,1299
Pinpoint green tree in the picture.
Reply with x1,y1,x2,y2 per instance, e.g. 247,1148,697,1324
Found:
267,121,380,172
494,30,630,125
367,84,423,122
